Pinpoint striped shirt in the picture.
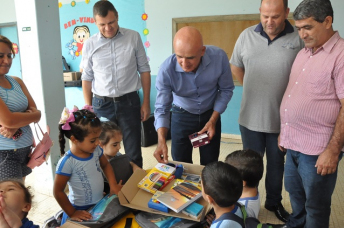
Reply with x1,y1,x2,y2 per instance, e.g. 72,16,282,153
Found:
0,76,33,150
280,32,344,155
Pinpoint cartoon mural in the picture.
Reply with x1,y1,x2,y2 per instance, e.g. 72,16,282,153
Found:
65,25,90,59
59,0,146,71
72,25,90,57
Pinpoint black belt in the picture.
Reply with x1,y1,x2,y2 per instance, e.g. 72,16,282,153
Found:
94,91,136,102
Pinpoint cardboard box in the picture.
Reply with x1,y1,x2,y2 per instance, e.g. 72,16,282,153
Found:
63,72,81,81
118,161,210,222
60,161,210,228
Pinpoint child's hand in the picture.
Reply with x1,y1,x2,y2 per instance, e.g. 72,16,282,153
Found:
0,212,10,228
0,195,22,228
70,210,93,222
109,180,123,196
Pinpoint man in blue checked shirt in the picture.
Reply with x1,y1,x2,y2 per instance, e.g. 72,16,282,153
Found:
153,26,234,165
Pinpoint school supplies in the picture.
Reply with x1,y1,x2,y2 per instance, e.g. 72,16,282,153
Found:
188,132,209,148
182,202,204,219
138,163,176,194
156,181,202,213
69,194,130,228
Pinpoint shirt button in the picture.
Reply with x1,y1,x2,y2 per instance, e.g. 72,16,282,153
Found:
288,95,291,97
285,109,287,111
286,123,288,125
303,69,305,71
296,82,298,84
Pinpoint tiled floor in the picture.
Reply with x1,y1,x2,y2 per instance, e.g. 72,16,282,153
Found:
26,138,344,227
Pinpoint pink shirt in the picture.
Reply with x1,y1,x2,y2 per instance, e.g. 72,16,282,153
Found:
280,32,344,155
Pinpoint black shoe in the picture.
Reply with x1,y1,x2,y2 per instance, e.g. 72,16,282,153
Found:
265,202,290,223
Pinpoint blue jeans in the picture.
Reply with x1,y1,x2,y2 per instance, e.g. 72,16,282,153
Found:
239,125,285,206
285,149,342,228
92,92,142,168
171,105,221,165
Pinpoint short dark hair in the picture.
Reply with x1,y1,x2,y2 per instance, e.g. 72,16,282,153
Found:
93,0,118,19
201,161,242,208
293,0,334,23
0,35,15,58
99,121,122,145
225,149,264,188
261,0,288,11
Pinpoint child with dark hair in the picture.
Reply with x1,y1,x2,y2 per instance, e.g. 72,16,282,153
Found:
99,121,140,170
0,179,38,228
201,161,243,228
99,121,140,193
225,149,263,218
54,106,122,225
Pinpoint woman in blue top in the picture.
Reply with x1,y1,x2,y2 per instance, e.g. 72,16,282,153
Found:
0,35,41,181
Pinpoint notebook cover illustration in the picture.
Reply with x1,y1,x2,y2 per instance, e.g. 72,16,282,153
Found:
156,182,202,213
138,163,176,194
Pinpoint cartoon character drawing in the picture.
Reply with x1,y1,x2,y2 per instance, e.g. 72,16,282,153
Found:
65,40,76,60
72,25,90,57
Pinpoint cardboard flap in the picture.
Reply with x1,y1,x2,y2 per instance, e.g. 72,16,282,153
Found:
121,169,147,202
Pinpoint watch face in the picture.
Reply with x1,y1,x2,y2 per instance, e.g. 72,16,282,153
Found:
189,132,210,148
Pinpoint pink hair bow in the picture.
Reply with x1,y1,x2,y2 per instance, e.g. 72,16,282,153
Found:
59,107,76,130
82,104,94,112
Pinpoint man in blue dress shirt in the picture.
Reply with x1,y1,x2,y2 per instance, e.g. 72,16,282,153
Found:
81,1,151,168
154,26,234,165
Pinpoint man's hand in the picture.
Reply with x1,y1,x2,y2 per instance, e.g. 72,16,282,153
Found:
0,126,18,139
70,210,93,222
277,135,286,152
154,142,168,164
198,120,216,140
140,102,150,122
315,148,340,176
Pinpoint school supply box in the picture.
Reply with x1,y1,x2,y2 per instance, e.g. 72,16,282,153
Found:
118,161,211,222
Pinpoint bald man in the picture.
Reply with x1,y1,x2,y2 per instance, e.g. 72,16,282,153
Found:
230,0,304,223
154,26,234,166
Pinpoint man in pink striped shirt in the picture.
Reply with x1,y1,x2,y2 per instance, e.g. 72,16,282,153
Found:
278,0,344,227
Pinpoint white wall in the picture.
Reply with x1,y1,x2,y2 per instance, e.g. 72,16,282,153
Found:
0,0,16,25
145,0,344,75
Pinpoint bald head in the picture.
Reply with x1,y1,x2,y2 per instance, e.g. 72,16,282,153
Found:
173,26,206,73
260,0,289,40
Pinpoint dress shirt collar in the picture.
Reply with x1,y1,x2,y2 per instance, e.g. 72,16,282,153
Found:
304,31,340,55
96,26,123,41
255,19,294,44
174,46,211,73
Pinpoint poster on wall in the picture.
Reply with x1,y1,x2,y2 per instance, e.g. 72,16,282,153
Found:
59,0,148,72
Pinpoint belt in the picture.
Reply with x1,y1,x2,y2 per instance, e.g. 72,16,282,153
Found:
94,91,136,102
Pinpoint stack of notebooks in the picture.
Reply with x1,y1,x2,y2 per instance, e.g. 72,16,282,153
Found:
156,181,202,213
138,163,204,218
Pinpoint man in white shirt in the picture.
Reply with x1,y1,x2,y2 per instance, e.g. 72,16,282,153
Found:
81,0,151,168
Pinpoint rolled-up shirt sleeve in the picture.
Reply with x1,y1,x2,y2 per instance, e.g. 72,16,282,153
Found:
81,40,94,81
154,68,173,130
135,33,151,73
213,52,234,114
